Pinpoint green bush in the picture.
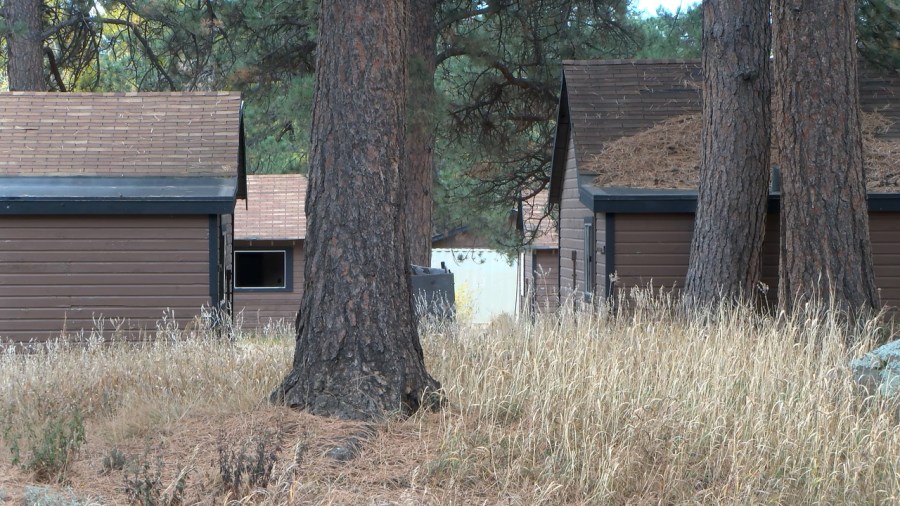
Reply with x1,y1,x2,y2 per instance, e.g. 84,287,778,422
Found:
123,450,187,506
123,457,162,506
3,407,86,483
101,447,127,474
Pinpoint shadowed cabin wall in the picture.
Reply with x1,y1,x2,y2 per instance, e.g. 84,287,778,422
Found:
232,240,304,329
609,212,900,308
612,213,692,292
522,249,561,313
0,215,211,343
532,249,560,312
222,214,234,301
559,133,593,303
869,213,900,307
611,213,778,302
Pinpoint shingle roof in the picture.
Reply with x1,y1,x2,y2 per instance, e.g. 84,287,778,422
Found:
521,189,558,249
0,92,243,177
562,59,702,177
549,59,900,201
234,174,307,240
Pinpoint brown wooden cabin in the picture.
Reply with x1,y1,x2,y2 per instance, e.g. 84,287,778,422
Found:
518,190,559,313
0,92,246,343
548,60,900,306
232,174,306,330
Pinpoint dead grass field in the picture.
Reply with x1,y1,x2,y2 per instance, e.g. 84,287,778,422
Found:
0,294,897,505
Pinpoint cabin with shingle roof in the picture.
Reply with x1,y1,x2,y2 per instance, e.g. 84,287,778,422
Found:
232,174,307,329
548,59,900,306
0,92,246,342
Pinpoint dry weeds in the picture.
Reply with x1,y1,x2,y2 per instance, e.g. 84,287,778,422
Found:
589,112,899,190
0,296,897,504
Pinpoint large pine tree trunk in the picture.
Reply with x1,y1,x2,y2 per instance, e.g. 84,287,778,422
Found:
271,0,440,420
405,0,437,267
684,0,771,305
773,0,879,316
3,0,46,91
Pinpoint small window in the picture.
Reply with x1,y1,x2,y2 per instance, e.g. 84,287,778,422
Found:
234,250,289,290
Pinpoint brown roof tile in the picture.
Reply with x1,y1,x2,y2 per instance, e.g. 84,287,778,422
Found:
0,92,242,177
234,174,307,240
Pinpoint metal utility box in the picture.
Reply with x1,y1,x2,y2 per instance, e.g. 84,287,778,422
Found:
411,264,455,318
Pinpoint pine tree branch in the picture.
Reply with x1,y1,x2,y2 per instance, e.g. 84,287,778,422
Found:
42,16,177,90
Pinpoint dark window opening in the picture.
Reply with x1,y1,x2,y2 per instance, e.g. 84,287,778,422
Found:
234,250,287,290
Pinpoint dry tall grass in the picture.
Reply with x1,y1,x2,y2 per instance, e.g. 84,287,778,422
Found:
424,295,897,504
0,295,897,504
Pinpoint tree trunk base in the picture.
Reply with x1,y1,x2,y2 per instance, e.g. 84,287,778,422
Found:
271,315,443,420
270,365,442,421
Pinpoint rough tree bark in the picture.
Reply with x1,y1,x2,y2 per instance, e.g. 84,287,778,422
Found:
3,0,46,91
773,0,879,316
270,0,440,420
684,0,771,306
405,0,438,267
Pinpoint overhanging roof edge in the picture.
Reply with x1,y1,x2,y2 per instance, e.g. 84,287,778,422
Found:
579,184,900,213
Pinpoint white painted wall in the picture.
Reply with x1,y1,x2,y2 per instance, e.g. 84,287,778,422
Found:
432,248,518,324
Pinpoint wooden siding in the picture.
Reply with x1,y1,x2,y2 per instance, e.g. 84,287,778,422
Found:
870,213,900,308
559,132,593,302
609,212,900,309
612,214,693,292
232,240,304,329
533,250,560,312
0,215,210,343
611,213,779,299
521,248,560,313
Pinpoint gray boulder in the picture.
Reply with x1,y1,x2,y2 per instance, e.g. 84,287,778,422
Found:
850,339,900,398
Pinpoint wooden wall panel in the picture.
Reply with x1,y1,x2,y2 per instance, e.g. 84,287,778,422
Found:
533,250,560,312
869,213,900,308
612,214,693,291
559,132,593,302
608,211,900,311
0,215,211,343
611,212,779,301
